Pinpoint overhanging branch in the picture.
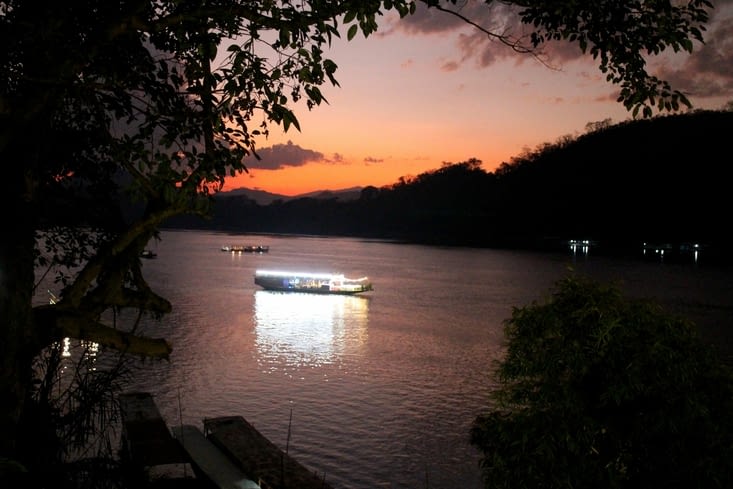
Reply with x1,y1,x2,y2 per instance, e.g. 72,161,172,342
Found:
34,305,172,360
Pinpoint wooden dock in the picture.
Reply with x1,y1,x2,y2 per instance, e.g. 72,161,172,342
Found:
204,416,336,489
119,392,190,468
119,392,199,487
171,424,260,489
119,393,335,489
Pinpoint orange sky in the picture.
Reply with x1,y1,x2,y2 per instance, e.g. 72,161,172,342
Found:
222,2,733,196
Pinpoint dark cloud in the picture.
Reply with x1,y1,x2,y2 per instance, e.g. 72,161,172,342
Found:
244,141,324,170
396,0,478,34
364,156,384,164
656,13,733,99
327,153,345,164
394,1,535,68
389,0,733,101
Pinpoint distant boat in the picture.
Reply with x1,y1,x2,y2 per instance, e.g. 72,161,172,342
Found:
222,245,269,253
254,269,373,295
140,249,157,259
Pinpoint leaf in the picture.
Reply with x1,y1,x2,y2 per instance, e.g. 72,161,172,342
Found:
279,28,290,47
278,107,301,133
347,24,358,41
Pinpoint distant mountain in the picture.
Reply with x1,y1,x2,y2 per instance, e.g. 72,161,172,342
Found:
221,186,363,205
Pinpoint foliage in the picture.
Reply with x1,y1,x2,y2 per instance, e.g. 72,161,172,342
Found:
514,0,712,117
470,274,733,489
17,343,131,489
430,0,712,116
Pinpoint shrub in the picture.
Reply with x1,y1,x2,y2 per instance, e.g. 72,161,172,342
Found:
471,274,733,489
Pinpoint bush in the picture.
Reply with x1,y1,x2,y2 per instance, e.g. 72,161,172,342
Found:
471,274,733,489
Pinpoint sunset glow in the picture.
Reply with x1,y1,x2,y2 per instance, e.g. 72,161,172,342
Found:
222,3,733,196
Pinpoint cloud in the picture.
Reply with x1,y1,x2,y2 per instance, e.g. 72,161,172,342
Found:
387,0,733,100
393,1,539,68
327,152,345,164
655,13,733,100
364,156,384,164
387,1,595,73
244,141,324,170
397,0,476,34
440,59,460,72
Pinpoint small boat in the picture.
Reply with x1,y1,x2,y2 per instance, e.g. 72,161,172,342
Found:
222,245,269,253
140,249,157,259
254,269,373,295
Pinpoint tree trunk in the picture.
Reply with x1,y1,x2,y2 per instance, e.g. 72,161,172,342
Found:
0,159,38,468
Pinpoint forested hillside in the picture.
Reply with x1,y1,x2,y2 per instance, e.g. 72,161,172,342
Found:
165,110,732,258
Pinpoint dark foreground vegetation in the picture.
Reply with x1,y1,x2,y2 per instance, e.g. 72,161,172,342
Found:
167,110,732,262
471,274,733,489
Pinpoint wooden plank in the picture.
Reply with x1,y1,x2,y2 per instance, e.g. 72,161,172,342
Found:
119,392,189,467
171,424,260,489
204,416,335,489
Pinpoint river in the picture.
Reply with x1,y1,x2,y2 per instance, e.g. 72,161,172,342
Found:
120,230,733,489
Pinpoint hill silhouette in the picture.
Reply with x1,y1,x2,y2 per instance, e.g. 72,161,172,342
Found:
221,186,362,205
164,110,732,261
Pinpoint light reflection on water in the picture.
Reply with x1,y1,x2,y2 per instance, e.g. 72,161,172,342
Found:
253,291,369,369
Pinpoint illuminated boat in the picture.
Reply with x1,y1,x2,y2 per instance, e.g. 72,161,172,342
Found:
254,269,373,295
222,245,269,253
140,249,157,259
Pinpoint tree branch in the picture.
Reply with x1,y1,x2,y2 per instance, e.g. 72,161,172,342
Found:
34,305,172,360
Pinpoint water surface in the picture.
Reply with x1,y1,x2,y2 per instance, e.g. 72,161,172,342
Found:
126,230,733,488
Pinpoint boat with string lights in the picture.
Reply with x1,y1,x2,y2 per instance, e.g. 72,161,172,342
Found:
222,245,269,253
254,269,373,295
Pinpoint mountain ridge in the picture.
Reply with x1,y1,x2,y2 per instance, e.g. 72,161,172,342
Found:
221,186,363,205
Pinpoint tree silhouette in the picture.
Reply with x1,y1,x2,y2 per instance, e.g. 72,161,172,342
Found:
471,274,733,489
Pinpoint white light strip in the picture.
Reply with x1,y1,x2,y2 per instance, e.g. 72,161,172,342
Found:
256,269,343,280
